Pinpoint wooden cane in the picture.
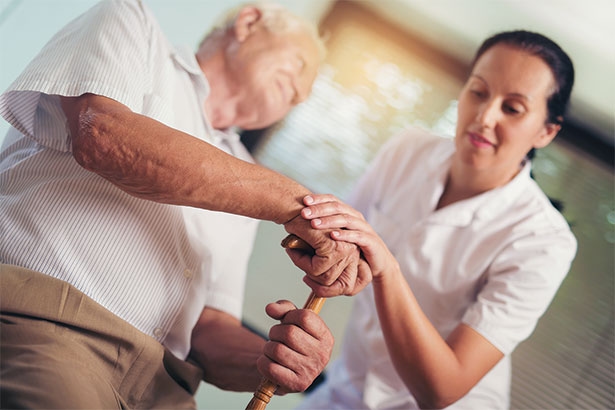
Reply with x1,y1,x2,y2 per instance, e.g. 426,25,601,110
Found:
245,234,326,410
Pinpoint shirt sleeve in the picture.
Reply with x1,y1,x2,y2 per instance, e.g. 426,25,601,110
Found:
204,218,260,320
462,216,577,355
0,0,153,152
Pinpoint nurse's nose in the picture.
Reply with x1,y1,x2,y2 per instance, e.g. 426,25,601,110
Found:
476,99,500,129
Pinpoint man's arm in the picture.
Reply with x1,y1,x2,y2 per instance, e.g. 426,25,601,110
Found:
189,304,333,393
189,308,265,392
60,93,305,224
60,93,365,294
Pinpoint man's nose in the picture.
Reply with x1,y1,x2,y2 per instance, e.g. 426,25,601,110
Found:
292,84,308,105
292,75,316,105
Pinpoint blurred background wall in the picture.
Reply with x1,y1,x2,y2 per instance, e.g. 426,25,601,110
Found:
1,1,613,409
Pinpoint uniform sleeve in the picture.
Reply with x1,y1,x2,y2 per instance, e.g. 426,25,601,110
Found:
0,0,153,152
462,218,577,355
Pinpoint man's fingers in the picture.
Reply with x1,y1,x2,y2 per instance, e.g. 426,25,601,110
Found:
265,303,332,349
256,354,305,392
285,243,355,286
301,252,371,297
265,300,297,321
256,352,318,393
259,305,333,393
302,276,342,298
352,259,373,295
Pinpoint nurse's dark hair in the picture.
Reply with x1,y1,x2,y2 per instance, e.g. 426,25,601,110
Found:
471,30,575,126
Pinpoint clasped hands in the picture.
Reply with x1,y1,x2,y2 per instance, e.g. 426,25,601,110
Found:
260,194,382,394
283,195,375,298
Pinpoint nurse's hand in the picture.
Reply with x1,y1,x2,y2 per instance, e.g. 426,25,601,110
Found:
283,214,369,297
299,194,399,281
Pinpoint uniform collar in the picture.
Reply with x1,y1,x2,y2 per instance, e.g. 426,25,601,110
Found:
424,151,533,227
474,160,532,220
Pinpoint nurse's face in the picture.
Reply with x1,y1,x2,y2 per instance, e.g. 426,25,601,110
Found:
455,44,560,179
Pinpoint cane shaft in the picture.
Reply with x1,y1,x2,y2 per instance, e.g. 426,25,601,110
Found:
247,379,277,408
245,235,326,410
303,290,326,313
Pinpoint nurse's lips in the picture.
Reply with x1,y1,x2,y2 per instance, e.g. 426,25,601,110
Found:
468,132,494,148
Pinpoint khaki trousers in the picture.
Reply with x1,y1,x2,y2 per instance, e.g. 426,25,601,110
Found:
0,264,203,409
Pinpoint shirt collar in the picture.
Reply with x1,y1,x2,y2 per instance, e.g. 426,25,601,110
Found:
171,46,240,145
171,45,212,112
171,45,204,77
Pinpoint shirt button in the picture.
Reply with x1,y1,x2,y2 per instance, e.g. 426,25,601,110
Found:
153,327,164,338
183,268,193,278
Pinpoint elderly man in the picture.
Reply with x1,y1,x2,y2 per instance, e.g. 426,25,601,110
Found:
0,0,366,408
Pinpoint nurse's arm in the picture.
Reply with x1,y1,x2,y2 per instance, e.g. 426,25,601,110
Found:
372,271,504,409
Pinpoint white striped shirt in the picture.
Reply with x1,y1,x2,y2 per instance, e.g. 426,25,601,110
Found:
0,0,259,359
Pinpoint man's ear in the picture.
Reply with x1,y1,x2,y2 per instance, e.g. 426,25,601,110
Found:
234,6,262,42
534,122,561,149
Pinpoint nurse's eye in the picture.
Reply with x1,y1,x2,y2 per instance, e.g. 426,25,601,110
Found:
470,89,487,99
503,103,524,115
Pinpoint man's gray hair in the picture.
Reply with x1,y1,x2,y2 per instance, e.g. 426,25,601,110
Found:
201,2,326,59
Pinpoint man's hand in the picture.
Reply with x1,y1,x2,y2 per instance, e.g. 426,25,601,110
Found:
257,300,333,394
189,304,332,395
283,199,370,297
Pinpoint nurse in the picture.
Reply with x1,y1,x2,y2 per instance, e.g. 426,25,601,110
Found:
296,30,576,409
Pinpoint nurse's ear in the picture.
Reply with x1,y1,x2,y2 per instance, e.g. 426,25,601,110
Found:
533,121,561,149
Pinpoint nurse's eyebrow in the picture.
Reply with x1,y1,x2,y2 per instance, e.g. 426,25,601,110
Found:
469,74,487,84
470,74,532,101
